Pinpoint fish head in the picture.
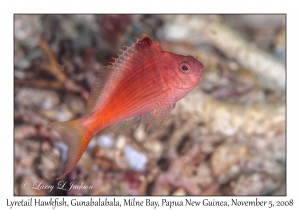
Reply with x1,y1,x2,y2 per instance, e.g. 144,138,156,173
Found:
163,52,204,101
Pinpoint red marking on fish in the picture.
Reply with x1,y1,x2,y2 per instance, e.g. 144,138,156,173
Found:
48,34,204,179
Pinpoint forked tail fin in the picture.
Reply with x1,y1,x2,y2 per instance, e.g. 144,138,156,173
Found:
48,119,92,180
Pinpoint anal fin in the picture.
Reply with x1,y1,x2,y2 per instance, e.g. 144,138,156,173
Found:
110,115,146,133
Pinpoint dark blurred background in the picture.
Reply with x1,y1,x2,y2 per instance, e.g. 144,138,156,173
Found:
14,14,286,195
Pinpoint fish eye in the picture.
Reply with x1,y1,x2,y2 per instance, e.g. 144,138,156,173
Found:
180,63,191,73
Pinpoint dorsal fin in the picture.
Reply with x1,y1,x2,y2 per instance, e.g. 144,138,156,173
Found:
85,34,163,114
86,66,110,114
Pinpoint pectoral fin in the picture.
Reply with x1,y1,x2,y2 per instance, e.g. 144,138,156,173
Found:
146,104,175,133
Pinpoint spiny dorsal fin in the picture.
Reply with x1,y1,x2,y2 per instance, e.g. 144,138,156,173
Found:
85,35,162,114
110,34,161,70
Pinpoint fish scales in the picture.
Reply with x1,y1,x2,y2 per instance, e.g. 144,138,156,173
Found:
49,34,204,179
92,60,165,125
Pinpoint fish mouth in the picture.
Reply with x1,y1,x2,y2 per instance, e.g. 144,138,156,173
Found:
192,62,204,75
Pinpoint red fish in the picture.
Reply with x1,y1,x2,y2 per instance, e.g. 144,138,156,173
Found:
49,34,204,179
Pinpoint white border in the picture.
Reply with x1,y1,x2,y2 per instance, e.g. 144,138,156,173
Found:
2,0,299,209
